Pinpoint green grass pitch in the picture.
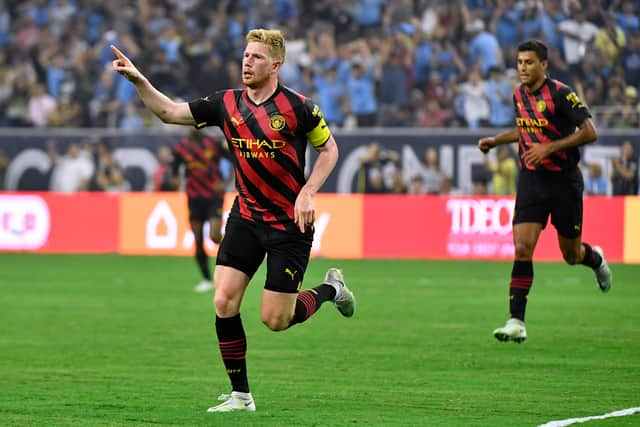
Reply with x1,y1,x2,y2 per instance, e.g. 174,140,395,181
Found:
1,254,638,426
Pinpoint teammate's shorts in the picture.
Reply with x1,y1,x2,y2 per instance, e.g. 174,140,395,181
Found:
513,168,584,238
216,216,314,293
188,196,223,222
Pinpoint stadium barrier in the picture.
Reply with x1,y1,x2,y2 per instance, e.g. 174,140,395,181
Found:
0,128,637,195
1,192,637,263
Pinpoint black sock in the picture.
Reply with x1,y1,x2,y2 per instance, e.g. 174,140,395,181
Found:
580,243,602,269
216,314,249,393
195,247,211,281
288,284,336,327
509,261,533,321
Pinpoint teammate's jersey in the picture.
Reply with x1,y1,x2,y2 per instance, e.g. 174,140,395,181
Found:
172,134,225,199
188,84,331,232
513,78,592,171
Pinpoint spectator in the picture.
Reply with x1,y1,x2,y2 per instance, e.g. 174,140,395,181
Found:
83,141,130,192
48,139,94,192
486,66,515,127
27,83,57,127
313,63,345,128
459,68,490,128
466,18,503,77
407,175,426,195
345,40,378,127
357,142,399,193
584,163,608,195
152,145,176,192
611,140,638,195
0,1,637,130
5,77,31,127
420,147,445,194
484,145,517,195
557,4,599,85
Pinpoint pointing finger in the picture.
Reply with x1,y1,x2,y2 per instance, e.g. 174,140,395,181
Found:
110,45,126,60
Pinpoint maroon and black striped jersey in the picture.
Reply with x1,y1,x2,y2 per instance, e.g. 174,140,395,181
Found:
188,84,332,232
513,78,592,171
171,134,225,199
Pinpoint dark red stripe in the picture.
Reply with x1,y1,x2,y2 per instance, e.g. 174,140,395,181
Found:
514,88,537,171
510,277,532,290
297,291,317,319
233,94,296,223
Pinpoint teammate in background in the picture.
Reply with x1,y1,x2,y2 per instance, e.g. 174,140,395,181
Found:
171,129,229,293
112,28,355,412
477,40,612,343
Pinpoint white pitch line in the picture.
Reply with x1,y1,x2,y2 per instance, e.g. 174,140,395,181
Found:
537,407,640,427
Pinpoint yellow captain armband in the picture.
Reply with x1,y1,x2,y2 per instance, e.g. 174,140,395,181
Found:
307,117,331,148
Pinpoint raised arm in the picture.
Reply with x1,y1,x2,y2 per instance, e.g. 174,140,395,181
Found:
111,45,195,126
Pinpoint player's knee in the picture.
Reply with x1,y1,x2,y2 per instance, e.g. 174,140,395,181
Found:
514,241,535,259
261,314,291,331
213,291,237,317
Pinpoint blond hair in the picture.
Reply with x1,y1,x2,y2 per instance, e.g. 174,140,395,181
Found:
245,29,286,62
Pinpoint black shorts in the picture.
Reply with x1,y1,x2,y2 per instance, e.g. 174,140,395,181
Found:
188,196,223,222
514,168,584,238
216,216,314,293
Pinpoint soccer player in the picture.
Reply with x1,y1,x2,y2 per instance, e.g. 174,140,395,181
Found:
112,28,355,412
171,129,229,293
477,40,612,343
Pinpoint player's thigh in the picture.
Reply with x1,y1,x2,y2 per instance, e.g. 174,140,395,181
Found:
550,168,584,240
263,228,313,294
513,170,551,229
216,217,266,279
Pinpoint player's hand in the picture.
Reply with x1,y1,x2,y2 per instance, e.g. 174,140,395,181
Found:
111,45,143,83
477,137,495,154
523,142,552,167
294,187,315,233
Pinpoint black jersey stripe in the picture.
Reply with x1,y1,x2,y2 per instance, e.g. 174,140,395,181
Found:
238,92,304,197
236,103,300,204
518,85,559,170
263,93,306,184
234,163,294,231
225,92,300,223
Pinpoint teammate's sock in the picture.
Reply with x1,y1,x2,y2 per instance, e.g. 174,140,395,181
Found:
580,242,602,269
509,261,533,321
195,247,211,281
216,314,249,393
288,284,336,327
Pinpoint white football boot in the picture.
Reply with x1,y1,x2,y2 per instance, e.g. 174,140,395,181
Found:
592,246,611,293
493,318,527,343
207,391,256,412
324,268,356,317
194,279,213,293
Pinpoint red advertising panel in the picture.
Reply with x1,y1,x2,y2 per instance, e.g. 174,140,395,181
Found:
0,192,118,253
363,195,625,262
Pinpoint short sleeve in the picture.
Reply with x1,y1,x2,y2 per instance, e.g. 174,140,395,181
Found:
555,85,592,127
188,91,225,129
300,98,332,148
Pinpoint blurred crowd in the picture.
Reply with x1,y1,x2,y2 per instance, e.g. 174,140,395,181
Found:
0,0,639,129
357,139,638,195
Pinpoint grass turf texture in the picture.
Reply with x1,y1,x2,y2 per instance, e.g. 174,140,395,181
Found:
1,254,638,427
